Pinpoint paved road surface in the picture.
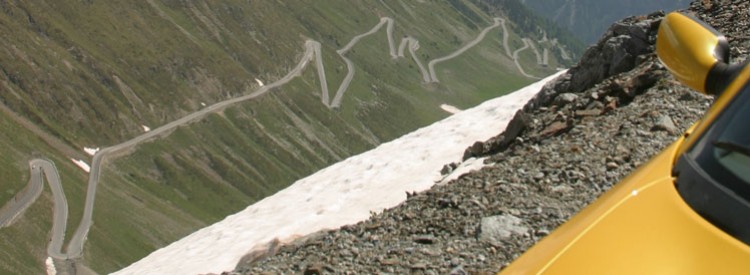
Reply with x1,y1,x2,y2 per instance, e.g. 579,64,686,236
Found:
513,38,541,79
0,160,69,259
525,38,543,65
0,163,43,229
331,18,390,108
428,18,503,82
399,37,430,83
501,18,512,58
310,41,330,106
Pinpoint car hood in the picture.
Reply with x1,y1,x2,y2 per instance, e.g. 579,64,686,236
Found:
502,142,750,274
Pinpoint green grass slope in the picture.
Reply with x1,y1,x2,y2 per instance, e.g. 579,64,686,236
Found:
0,0,579,273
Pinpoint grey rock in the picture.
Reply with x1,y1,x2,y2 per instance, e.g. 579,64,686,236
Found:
533,172,545,180
441,162,458,175
413,234,437,245
478,214,528,245
652,115,678,134
449,265,467,275
303,263,333,275
411,262,428,270
554,93,579,107
462,110,530,160
450,257,461,267
535,229,550,237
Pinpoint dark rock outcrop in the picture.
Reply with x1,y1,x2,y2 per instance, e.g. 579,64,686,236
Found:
466,12,665,159
462,110,530,160
527,11,664,111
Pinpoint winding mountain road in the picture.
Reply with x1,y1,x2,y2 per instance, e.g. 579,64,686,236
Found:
0,37,324,261
330,18,391,108
513,38,541,79
399,37,431,83
316,17,426,107
525,38,543,65
428,18,503,82
501,18,512,58
0,160,69,259
0,14,544,268
390,19,430,83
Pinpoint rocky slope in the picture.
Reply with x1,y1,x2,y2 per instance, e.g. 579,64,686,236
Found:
229,0,748,273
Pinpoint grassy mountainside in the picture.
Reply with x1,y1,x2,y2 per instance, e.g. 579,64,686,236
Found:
520,0,690,44
0,0,579,273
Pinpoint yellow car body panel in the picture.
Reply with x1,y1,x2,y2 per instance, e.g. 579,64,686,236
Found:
656,12,722,94
501,142,750,274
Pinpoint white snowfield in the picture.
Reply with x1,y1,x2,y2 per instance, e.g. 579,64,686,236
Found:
114,72,564,275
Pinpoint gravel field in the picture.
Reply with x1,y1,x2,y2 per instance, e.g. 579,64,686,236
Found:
228,1,749,273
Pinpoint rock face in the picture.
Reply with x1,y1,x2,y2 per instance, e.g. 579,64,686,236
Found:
227,1,749,273
525,11,663,112
478,215,529,246
462,110,530,160
466,11,665,160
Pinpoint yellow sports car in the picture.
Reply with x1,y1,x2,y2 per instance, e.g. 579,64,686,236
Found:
501,12,750,274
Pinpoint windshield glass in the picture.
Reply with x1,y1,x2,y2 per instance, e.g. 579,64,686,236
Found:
689,83,750,195
675,80,750,244
714,140,750,183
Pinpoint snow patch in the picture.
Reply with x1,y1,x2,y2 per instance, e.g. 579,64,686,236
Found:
70,159,91,173
115,71,566,275
141,125,151,132
83,147,99,156
440,104,462,114
255,78,264,87
45,257,56,275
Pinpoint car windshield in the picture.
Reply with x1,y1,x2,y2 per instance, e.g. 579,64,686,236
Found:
688,83,750,194
675,80,750,244
713,140,750,183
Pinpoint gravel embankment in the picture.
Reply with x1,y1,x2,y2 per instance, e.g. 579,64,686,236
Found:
228,1,749,273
